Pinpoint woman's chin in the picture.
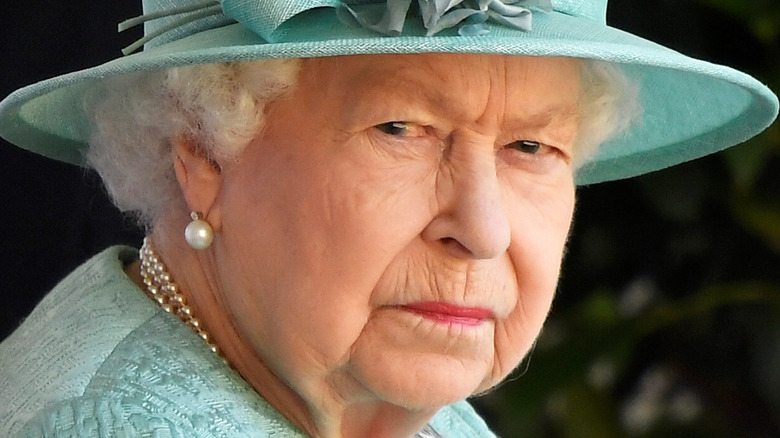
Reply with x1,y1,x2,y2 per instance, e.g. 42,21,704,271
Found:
347,309,496,409
352,353,488,409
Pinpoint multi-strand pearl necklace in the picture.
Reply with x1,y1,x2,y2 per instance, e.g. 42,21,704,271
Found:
139,237,220,356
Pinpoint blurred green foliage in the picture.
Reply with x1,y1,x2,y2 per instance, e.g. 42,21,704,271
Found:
474,1,780,436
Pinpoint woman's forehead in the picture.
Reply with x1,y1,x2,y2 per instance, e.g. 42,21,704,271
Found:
297,53,581,125
301,53,580,88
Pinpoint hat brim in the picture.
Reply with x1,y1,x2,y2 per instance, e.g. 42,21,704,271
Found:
0,9,776,184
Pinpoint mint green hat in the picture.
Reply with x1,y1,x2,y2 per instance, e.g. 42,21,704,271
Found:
0,0,776,184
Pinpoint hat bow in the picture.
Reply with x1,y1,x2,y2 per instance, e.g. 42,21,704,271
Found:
120,0,607,54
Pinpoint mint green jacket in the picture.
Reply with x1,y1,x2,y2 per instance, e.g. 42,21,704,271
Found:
0,246,496,437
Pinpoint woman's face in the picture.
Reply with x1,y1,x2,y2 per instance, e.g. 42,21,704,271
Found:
212,53,579,410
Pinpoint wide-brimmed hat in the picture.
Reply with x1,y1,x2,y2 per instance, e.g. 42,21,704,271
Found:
0,0,777,184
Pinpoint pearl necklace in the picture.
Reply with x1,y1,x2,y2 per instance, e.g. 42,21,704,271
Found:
139,237,221,356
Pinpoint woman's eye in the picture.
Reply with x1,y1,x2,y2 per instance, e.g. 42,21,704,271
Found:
376,122,410,136
375,121,429,138
509,140,542,155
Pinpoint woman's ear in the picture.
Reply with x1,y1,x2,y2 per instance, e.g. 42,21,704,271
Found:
172,136,223,231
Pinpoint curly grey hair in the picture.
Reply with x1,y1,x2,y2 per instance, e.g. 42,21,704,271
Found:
87,57,638,229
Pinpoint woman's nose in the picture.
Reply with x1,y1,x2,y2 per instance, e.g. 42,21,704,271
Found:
422,143,511,260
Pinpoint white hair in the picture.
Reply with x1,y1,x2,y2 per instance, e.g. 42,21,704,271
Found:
87,57,638,229
87,59,302,228
575,59,641,167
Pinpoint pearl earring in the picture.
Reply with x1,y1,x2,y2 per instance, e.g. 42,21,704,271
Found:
185,211,214,250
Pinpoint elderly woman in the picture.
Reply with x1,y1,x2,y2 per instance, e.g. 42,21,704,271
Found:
0,0,776,437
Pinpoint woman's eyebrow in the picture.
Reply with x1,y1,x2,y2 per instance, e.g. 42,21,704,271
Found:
340,75,447,121
509,103,580,129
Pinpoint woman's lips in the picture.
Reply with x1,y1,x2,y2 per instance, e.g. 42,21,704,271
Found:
399,302,494,327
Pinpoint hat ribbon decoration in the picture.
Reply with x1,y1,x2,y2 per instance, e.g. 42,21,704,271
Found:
118,0,573,55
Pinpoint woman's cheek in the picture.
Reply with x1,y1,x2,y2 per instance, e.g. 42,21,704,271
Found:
476,182,572,391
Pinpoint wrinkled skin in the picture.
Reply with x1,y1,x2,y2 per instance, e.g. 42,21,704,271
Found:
160,53,580,437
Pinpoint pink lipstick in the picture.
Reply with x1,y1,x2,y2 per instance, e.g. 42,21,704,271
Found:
400,302,493,326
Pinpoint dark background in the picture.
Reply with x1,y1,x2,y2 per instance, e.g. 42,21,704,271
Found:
1,1,779,436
